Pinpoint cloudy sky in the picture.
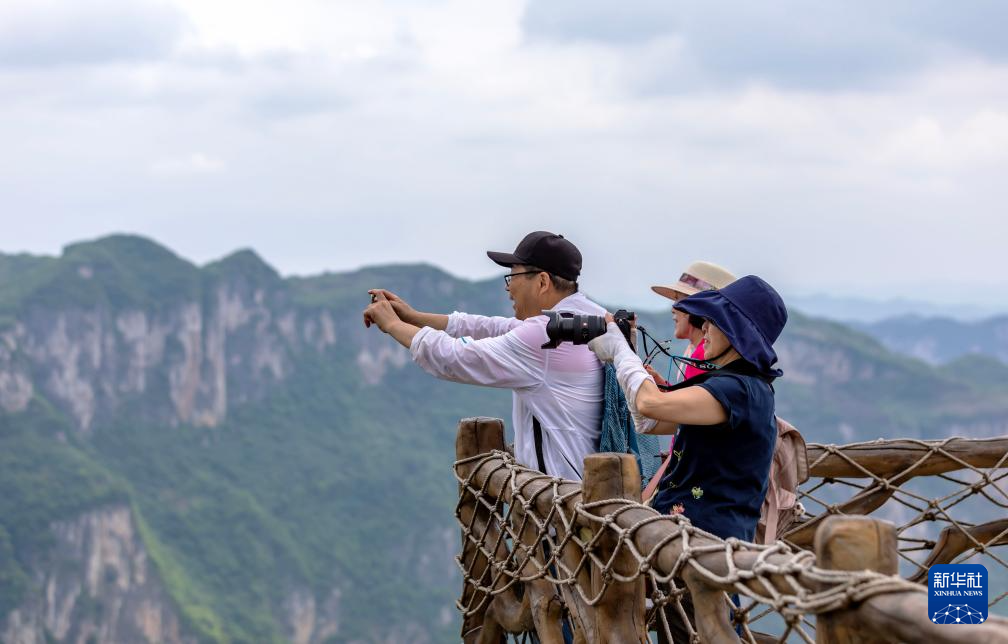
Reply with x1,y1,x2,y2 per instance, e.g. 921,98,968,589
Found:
1,0,1006,311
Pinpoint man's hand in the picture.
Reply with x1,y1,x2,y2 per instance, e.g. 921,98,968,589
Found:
366,288,453,331
363,292,402,333
368,289,416,324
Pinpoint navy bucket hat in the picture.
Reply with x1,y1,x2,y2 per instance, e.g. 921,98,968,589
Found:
673,275,788,378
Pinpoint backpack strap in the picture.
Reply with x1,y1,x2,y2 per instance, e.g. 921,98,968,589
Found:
642,451,672,503
533,416,547,474
757,417,809,543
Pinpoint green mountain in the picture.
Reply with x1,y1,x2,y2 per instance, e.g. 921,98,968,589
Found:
854,314,1008,365
1,235,1006,643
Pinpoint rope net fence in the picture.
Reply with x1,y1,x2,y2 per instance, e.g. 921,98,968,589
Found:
453,419,1008,643
782,437,1008,608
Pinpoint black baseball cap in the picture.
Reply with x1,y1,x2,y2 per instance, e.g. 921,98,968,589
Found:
487,231,582,282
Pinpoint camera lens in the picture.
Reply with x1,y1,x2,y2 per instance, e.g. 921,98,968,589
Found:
543,312,608,348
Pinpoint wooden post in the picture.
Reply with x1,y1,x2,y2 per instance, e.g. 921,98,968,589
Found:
814,516,898,644
509,496,567,644
455,416,505,480
582,453,648,643
682,565,740,644
456,417,507,644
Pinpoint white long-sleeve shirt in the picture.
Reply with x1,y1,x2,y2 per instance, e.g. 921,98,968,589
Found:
409,293,605,480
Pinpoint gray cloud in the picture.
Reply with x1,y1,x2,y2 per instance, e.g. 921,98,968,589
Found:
522,0,1008,90
0,0,188,68
522,0,679,45
895,2,1008,60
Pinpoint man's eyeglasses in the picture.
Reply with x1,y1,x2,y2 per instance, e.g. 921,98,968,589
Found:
504,270,542,287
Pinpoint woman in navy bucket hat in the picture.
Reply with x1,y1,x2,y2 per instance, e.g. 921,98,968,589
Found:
590,275,787,641
588,275,788,541
673,275,788,378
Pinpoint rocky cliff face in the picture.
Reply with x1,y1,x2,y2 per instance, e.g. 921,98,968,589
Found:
0,239,454,643
0,282,343,433
278,586,344,644
272,528,459,644
2,506,193,644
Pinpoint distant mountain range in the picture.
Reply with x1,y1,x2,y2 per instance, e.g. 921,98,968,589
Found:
852,315,1008,366
786,293,1005,323
2,235,1007,643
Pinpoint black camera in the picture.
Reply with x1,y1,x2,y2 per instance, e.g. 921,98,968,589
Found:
541,309,635,349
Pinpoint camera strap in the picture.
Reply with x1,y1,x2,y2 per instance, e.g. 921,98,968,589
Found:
637,325,675,364
657,359,774,391
672,346,732,373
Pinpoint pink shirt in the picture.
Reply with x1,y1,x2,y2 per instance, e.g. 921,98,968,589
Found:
683,341,706,381
644,342,706,502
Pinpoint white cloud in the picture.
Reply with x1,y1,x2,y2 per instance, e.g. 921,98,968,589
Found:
150,153,226,176
877,109,1008,169
0,0,1005,311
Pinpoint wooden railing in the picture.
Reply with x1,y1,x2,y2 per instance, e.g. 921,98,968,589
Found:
454,417,1008,643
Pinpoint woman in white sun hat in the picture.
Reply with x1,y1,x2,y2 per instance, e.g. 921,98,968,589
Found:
640,261,736,503
649,261,736,384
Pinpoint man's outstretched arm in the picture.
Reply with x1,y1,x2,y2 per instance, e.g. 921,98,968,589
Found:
365,292,541,389
364,294,421,347
369,288,520,339
368,289,449,331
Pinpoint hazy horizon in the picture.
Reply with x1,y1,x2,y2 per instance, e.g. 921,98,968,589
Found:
3,231,1004,322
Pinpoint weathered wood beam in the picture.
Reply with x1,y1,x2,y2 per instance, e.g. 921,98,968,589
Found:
807,438,1008,479
909,519,1008,583
483,587,532,639
783,468,921,549
507,501,568,643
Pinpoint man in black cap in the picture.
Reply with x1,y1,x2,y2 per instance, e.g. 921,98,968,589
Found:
363,231,605,480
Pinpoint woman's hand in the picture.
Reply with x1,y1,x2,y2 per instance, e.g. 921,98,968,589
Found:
644,364,669,387
587,322,625,363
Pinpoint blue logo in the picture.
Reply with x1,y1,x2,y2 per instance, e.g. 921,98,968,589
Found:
928,564,988,624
